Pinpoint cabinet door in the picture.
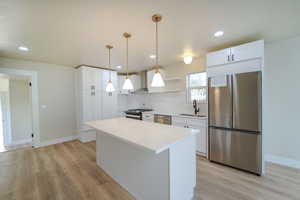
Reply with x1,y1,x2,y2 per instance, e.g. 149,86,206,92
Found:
230,40,264,63
82,91,98,124
102,70,118,119
81,67,101,91
206,48,230,67
187,120,207,155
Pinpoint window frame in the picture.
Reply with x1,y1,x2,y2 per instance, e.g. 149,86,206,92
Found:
186,71,208,104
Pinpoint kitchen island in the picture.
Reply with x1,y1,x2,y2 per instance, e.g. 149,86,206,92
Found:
86,118,197,200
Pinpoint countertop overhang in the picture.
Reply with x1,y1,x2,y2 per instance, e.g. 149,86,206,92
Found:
86,118,197,154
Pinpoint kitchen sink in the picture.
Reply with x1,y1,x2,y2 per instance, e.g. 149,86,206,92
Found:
179,114,207,117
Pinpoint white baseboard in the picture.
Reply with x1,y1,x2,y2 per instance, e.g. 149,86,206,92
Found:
266,154,300,169
9,138,32,146
36,135,78,148
79,130,96,143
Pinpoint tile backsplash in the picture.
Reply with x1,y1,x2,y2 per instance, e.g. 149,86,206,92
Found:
117,91,208,116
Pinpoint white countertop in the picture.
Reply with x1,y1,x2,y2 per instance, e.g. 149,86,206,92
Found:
86,118,197,154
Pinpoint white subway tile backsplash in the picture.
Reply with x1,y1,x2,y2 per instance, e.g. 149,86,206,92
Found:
118,91,207,116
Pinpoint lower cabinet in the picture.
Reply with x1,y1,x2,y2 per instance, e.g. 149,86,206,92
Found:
172,116,208,157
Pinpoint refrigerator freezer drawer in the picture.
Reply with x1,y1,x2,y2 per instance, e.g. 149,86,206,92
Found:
209,128,262,174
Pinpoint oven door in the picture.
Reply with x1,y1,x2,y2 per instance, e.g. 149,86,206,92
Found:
126,113,142,120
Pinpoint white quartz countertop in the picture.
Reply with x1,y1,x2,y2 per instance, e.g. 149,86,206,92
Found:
86,118,197,154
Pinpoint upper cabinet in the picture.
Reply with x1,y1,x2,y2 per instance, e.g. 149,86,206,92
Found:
207,40,264,68
206,49,231,67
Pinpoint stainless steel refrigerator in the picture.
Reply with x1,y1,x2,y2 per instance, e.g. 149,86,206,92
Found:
208,71,262,175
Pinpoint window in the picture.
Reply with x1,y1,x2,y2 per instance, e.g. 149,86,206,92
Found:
186,72,207,103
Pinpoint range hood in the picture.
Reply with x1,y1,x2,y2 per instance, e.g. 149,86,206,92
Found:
135,71,148,93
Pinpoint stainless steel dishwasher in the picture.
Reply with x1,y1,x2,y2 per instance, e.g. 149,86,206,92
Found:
154,114,172,125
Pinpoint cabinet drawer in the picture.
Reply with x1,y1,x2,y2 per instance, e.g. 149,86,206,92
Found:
187,118,207,127
172,116,187,124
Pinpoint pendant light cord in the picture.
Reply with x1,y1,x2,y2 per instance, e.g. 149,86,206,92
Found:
126,37,129,77
155,22,158,70
108,48,111,82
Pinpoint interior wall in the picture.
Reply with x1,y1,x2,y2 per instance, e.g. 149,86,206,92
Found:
0,57,76,143
264,36,300,163
119,57,208,115
9,79,32,143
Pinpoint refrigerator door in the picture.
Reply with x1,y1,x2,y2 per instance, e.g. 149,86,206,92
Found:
232,72,262,132
208,75,232,128
209,127,262,174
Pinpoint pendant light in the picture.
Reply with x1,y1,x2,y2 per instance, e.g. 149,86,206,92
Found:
122,32,134,90
105,45,116,92
151,14,165,87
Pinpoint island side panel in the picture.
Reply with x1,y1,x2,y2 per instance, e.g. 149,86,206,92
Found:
96,131,170,200
169,135,196,200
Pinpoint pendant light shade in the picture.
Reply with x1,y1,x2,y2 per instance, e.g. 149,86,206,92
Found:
106,80,115,92
122,32,134,91
151,70,165,87
151,14,165,88
123,77,134,90
105,45,115,92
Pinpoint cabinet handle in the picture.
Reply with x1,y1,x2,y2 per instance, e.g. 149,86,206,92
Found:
232,54,234,61
227,55,230,62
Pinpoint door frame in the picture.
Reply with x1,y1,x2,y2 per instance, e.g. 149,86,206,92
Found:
0,91,12,145
0,68,40,147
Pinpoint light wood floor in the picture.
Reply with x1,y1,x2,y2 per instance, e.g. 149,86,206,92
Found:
0,140,299,200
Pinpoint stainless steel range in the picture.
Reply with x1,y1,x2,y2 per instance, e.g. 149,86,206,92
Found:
125,109,153,120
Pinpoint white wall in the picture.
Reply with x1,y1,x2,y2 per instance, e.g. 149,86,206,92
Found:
0,57,76,143
9,79,32,143
264,36,300,164
118,57,208,115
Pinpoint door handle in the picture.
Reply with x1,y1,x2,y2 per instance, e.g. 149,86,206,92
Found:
232,54,234,61
227,55,230,62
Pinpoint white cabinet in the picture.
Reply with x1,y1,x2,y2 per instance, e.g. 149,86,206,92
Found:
76,66,118,142
172,116,208,156
230,40,264,63
206,40,264,68
102,70,118,119
207,48,231,67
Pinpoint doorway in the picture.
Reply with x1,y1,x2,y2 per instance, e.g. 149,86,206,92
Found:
0,74,34,152
0,68,40,149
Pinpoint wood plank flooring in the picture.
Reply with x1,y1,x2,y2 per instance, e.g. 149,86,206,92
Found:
0,140,299,200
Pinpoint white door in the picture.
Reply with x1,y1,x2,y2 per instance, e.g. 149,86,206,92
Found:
230,40,264,63
206,48,231,67
0,92,11,145
102,70,118,119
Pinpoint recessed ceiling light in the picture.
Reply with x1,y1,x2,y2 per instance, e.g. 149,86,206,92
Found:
116,65,122,69
18,46,29,51
149,55,156,59
214,31,224,37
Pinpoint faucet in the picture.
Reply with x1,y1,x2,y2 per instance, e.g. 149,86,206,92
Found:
193,100,200,115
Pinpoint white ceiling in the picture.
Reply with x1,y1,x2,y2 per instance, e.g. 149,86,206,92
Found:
1,0,300,72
